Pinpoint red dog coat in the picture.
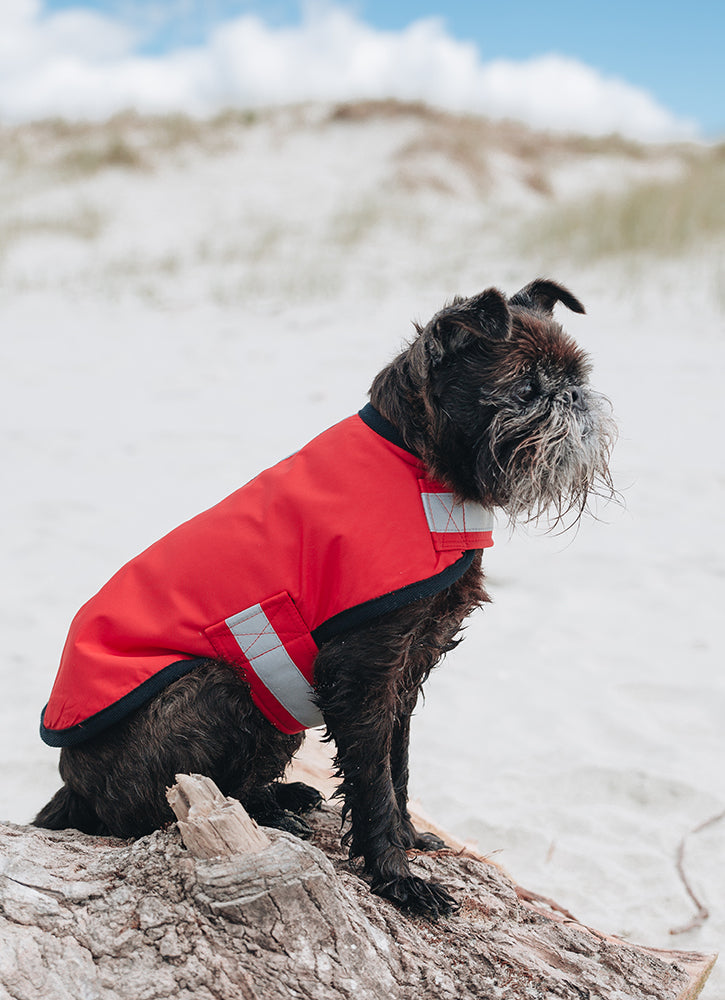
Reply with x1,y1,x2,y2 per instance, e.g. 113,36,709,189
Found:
41,405,493,745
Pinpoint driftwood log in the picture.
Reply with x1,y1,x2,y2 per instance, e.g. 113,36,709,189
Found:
0,748,716,1000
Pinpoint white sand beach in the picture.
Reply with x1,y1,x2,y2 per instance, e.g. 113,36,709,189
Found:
1,103,723,994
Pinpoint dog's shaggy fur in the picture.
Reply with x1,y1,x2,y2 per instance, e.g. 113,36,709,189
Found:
35,280,615,918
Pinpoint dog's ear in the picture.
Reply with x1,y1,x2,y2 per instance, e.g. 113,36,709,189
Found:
425,288,511,364
510,279,585,316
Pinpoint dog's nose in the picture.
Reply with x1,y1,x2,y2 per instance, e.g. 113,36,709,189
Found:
567,387,584,409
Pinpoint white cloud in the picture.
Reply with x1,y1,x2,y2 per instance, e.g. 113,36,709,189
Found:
0,1,698,140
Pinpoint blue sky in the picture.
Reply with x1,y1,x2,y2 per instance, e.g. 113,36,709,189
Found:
370,1,721,135
7,1,722,138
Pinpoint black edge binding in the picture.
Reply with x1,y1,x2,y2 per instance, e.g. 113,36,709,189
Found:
39,657,208,748
312,549,476,645
358,403,420,457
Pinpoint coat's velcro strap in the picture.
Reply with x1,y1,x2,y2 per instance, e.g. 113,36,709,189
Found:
419,479,494,551
206,592,322,734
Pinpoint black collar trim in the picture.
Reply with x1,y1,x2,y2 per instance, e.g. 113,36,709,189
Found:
358,403,420,458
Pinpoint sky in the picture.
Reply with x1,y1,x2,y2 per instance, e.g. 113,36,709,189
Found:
1,0,721,140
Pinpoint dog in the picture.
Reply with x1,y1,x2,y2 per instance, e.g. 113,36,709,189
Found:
34,279,615,919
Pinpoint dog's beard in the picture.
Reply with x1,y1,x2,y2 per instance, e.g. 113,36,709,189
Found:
482,388,616,527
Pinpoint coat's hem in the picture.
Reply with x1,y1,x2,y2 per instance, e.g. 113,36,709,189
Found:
39,657,208,748
40,553,480,746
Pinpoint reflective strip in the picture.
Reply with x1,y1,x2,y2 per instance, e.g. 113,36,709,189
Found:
225,604,323,729
420,491,493,535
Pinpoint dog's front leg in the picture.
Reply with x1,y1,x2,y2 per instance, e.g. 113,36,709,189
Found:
391,701,447,853
315,641,458,918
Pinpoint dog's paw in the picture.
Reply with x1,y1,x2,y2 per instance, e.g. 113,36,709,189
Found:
373,875,459,919
399,820,448,852
413,830,448,851
273,781,324,815
272,810,314,839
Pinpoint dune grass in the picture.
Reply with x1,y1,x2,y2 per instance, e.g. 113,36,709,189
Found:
523,144,725,260
1,101,719,296
0,108,262,180
0,207,103,255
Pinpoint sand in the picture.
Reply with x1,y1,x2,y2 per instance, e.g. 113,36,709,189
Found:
1,104,722,994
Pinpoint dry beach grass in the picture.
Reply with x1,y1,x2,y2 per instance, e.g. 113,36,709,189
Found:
1,100,718,284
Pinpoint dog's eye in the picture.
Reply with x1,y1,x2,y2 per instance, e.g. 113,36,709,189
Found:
516,380,538,403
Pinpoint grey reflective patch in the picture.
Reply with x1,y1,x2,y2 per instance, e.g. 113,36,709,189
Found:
421,492,494,534
225,604,323,729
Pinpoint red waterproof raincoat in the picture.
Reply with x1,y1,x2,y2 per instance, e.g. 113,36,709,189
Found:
41,405,493,745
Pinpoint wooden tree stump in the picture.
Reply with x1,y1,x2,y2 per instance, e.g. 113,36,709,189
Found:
166,772,271,858
0,769,716,1000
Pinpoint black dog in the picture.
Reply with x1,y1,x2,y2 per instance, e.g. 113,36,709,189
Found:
35,280,615,918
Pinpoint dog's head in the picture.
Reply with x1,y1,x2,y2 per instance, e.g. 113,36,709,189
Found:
371,279,616,526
